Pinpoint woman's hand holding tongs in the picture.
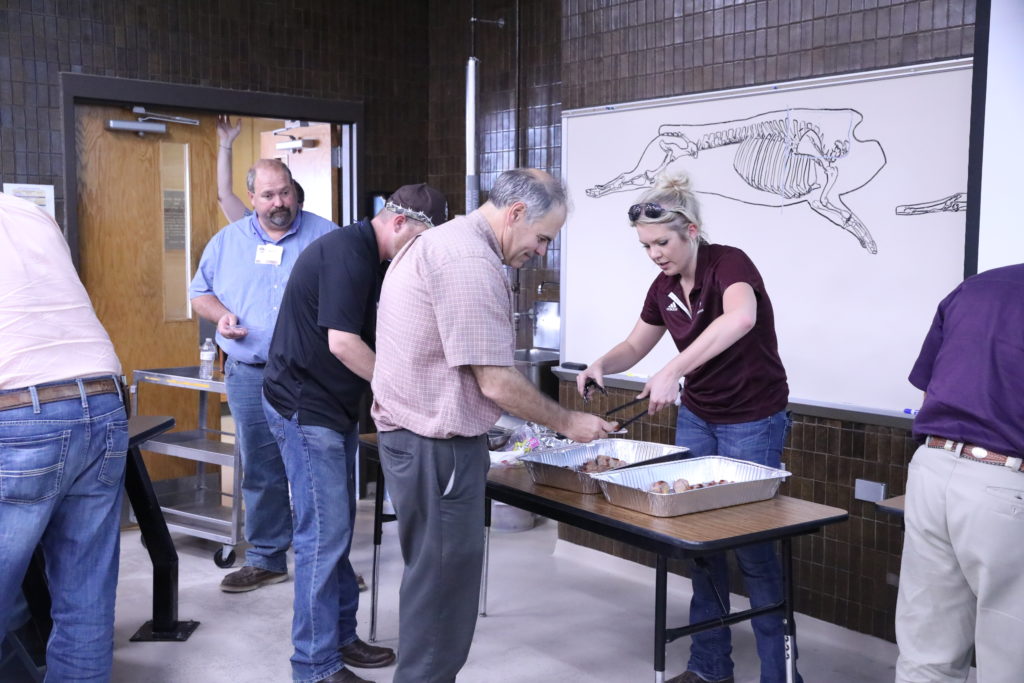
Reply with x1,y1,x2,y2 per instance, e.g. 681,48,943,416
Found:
576,366,607,401
640,366,684,415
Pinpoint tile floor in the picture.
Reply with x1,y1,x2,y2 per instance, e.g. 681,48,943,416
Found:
6,490,980,682
96,496,924,683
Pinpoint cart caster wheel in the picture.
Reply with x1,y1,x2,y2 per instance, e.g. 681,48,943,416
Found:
214,548,236,568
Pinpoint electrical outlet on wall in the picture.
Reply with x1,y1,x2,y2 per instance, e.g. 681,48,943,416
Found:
854,478,888,503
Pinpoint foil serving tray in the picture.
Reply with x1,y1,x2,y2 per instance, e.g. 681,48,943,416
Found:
519,439,689,494
590,456,790,517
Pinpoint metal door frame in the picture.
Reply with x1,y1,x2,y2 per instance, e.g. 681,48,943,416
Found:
61,73,364,270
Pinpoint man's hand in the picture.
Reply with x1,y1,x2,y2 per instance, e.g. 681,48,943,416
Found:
217,115,242,146
217,312,247,339
561,412,618,443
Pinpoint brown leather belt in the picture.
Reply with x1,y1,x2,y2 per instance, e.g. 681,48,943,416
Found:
0,377,120,412
927,435,1024,473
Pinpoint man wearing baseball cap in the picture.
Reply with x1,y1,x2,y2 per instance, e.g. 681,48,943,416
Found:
261,184,447,683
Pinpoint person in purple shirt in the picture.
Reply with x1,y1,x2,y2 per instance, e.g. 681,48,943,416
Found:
896,263,1024,683
576,172,794,683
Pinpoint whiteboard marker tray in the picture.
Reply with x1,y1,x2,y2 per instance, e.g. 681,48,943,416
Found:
519,439,688,494
590,456,790,517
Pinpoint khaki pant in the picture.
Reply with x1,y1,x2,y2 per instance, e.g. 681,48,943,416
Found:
896,442,1024,682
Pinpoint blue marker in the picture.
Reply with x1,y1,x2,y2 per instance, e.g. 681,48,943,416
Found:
903,408,919,416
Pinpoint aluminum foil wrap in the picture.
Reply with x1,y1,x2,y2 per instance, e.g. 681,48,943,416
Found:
589,456,791,517
519,439,689,494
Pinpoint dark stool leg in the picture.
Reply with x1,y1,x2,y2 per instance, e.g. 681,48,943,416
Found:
124,444,199,640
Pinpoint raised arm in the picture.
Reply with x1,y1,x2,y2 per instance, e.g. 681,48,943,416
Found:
216,115,248,223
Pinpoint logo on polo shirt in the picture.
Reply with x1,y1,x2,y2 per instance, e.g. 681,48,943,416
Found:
666,301,678,312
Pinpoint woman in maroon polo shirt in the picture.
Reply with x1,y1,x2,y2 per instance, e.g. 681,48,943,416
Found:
576,172,796,683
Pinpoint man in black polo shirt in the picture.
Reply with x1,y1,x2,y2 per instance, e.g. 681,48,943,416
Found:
261,184,448,683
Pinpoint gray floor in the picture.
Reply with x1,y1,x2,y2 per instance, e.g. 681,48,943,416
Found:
101,496,915,683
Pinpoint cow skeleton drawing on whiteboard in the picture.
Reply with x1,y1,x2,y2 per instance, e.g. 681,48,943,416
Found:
586,108,887,253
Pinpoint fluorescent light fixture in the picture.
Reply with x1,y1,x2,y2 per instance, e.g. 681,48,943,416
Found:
106,120,167,134
275,138,318,151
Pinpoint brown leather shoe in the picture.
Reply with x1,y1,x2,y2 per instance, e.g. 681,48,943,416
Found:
219,565,288,593
317,668,370,682
340,638,396,668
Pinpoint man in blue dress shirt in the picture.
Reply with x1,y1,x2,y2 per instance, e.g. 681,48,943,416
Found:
190,159,337,592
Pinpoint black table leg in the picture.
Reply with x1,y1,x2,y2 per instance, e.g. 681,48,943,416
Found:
481,496,491,617
370,465,385,642
123,444,199,641
655,554,667,683
781,537,797,683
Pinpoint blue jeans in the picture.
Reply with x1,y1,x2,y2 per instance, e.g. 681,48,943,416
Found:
0,379,128,682
262,395,359,683
225,357,291,573
676,405,798,683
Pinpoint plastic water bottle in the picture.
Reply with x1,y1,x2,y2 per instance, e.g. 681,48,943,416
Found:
199,338,216,379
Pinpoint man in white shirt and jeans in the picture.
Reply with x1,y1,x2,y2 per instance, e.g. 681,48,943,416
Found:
0,192,129,681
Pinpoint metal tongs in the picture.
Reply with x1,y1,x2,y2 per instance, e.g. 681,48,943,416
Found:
604,395,648,434
582,378,607,402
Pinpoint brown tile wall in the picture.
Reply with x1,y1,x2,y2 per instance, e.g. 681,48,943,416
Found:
563,0,976,110
0,0,432,224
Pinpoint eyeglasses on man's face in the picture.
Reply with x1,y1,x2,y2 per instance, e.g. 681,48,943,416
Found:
627,202,691,224
386,201,434,228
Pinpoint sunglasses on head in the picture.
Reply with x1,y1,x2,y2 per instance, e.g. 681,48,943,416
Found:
627,202,691,224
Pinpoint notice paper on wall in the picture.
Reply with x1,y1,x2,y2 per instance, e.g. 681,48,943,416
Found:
3,183,56,218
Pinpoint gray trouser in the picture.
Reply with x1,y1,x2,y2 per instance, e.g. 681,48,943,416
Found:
896,441,1024,682
378,429,490,683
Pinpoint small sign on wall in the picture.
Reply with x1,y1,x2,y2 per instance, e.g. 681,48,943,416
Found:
3,183,56,218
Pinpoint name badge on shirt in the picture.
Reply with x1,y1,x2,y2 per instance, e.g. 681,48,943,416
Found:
255,244,283,266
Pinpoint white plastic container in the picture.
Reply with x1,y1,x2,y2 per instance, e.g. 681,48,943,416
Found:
490,501,536,532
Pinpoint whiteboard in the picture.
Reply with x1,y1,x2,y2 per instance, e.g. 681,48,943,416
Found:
561,61,972,415
976,0,1024,273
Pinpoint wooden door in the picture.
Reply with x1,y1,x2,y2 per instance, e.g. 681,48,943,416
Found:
261,123,339,223
76,104,220,481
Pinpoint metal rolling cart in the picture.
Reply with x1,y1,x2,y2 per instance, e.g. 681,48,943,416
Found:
131,366,242,567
